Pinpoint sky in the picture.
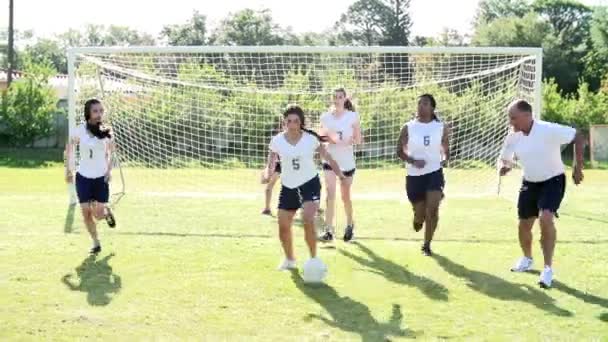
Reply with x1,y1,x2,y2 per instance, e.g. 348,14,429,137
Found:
1,0,607,40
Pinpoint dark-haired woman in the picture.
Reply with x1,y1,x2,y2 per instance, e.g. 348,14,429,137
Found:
396,94,450,256
262,105,346,271
318,88,362,243
65,99,116,254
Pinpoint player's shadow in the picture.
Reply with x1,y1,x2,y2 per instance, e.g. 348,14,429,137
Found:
526,270,608,310
291,271,419,341
61,253,121,306
340,242,449,301
432,253,572,317
64,203,77,234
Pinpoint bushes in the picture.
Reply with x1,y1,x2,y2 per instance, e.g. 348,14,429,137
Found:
0,58,60,147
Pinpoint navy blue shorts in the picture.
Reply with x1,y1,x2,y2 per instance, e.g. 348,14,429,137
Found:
75,172,109,204
406,169,445,203
322,163,356,177
278,176,322,211
518,174,566,219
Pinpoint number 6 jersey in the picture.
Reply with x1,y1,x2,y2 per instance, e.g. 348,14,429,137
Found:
270,131,320,189
405,119,444,176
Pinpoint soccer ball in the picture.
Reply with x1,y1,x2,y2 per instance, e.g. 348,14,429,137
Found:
302,257,327,284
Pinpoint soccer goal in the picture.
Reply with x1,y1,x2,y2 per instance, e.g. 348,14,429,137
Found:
67,46,542,202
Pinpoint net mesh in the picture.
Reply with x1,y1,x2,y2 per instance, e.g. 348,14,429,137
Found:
69,48,539,201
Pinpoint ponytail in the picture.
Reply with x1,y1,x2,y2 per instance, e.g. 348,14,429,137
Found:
302,127,328,142
344,98,355,112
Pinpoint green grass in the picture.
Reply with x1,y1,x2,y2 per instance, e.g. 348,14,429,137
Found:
1,152,607,340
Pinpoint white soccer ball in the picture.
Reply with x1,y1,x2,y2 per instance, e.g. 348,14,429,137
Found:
302,257,328,284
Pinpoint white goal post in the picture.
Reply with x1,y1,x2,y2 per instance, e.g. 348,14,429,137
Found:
67,46,542,202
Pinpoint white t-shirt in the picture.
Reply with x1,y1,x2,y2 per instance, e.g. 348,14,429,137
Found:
500,120,576,182
320,111,358,171
270,131,320,189
405,119,444,176
73,125,110,179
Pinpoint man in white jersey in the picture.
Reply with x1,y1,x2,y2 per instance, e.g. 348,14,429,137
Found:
397,94,450,256
499,99,584,288
262,105,346,271
65,99,116,254
319,88,362,243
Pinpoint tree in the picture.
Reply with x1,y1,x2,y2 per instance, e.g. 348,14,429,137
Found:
334,0,412,46
532,0,593,93
583,6,608,91
211,9,285,46
22,39,67,74
474,0,531,27
161,11,208,46
473,12,551,47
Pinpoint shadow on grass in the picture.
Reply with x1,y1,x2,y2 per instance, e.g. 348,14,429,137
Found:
340,242,448,301
62,253,121,306
432,253,572,317
64,204,77,233
526,270,608,310
0,148,63,168
291,271,419,341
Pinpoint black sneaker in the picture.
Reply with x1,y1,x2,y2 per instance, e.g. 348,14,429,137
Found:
90,245,102,254
261,209,272,216
343,224,354,242
413,221,423,232
105,207,116,228
320,231,334,242
421,244,432,256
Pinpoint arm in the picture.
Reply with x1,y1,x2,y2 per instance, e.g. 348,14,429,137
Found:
572,129,585,185
441,124,450,166
351,119,363,145
105,138,115,182
261,151,279,184
65,136,79,183
498,133,516,176
317,144,346,180
396,125,410,162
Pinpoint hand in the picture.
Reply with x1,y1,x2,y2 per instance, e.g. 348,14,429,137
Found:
412,159,426,169
260,169,271,184
440,159,448,168
499,166,511,176
65,170,74,183
104,171,112,183
572,165,583,185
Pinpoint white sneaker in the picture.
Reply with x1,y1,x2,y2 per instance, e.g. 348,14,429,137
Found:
510,256,533,272
539,266,553,288
277,258,297,271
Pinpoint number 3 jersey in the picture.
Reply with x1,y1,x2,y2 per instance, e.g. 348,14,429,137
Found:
270,131,320,189
320,111,358,171
405,119,444,176
73,124,110,179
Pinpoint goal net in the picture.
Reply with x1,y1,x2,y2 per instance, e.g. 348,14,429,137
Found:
67,46,542,203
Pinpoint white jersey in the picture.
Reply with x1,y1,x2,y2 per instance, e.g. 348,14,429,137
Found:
405,119,444,176
270,131,320,189
73,125,109,179
500,120,575,182
320,111,358,171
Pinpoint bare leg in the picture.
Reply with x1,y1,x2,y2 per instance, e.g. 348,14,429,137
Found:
519,218,536,259
423,191,443,244
538,210,556,267
80,203,99,246
340,176,354,226
302,201,320,258
323,170,337,232
412,201,426,232
277,209,297,260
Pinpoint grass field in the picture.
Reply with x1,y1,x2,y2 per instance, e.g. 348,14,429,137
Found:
1,149,607,340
